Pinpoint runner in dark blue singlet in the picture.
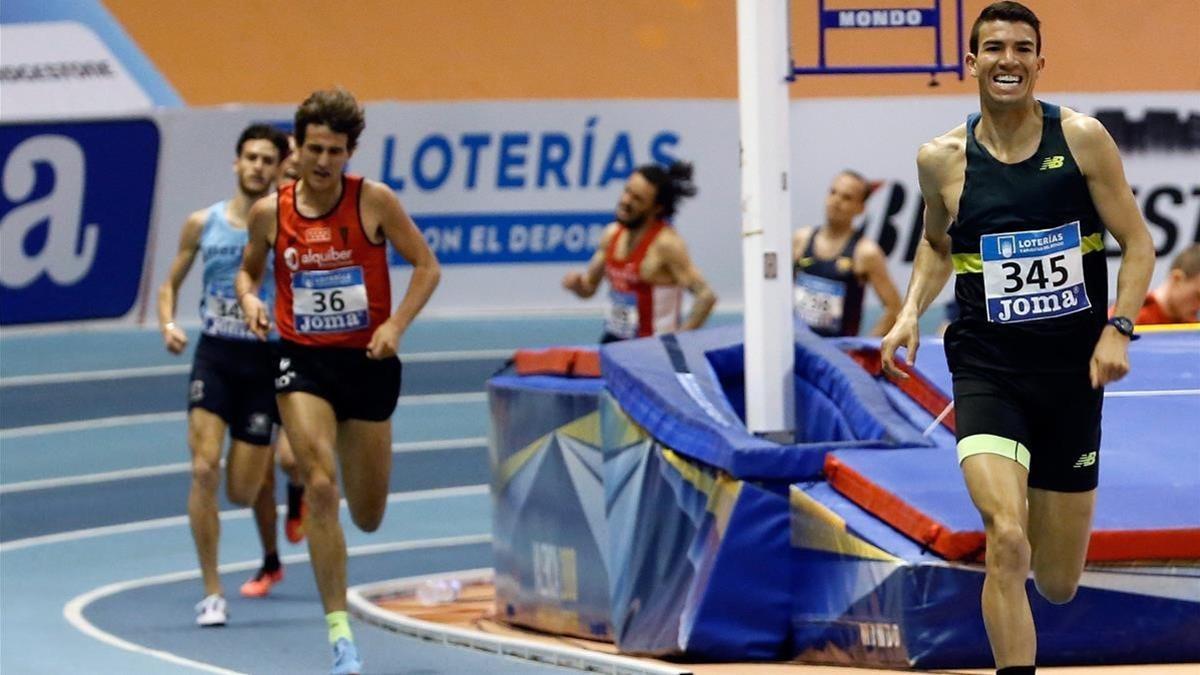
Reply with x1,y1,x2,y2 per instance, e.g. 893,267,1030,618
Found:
792,170,901,337
878,4,1155,673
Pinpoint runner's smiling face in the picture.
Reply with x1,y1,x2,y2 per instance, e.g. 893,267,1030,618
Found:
967,20,1044,109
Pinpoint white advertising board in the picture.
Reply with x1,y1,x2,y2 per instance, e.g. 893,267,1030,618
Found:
4,93,1196,328
0,22,153,120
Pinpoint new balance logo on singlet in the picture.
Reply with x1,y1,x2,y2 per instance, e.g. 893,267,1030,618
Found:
1039,155,1065,171
1074,451,1097,468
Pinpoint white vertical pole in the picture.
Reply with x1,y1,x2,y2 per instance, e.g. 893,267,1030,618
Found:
737,0,795,436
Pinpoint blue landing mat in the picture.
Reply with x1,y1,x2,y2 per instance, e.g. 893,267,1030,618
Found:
827,329,1200,562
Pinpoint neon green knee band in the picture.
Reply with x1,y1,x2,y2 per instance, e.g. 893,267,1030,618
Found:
957,433,1031,471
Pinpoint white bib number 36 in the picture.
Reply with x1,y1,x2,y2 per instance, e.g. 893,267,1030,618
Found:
292,266,369,333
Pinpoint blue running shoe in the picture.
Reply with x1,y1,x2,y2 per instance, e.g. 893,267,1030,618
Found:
330,637,362,675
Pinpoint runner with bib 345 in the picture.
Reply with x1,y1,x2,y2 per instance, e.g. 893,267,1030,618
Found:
878,3,1154,674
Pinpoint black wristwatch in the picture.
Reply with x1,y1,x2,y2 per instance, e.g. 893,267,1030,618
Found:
1107,315,1140,340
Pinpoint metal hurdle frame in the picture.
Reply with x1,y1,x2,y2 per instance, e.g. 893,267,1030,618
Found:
789,0,965,81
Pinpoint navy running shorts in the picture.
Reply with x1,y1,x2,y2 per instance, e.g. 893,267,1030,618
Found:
188,335,279,446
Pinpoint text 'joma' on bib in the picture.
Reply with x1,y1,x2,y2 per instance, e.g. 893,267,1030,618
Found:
202,282,258,340
981,221,1091,324
292,266,370,334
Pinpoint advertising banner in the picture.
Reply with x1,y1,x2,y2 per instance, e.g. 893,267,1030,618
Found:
0,119,159,325
353,101,741,314
0,0,181,120
791,92,1200,315
3,93,1195,327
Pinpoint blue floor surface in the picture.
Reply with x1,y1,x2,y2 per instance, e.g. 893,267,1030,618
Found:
0,317,595,674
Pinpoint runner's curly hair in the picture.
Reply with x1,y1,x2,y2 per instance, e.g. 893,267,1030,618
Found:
635,160,698,220
294,88,366,151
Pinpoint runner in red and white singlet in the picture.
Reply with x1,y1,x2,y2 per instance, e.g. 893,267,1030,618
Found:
274,174,391,347
235,89,439,675
563,161,716,343
602,219,682,340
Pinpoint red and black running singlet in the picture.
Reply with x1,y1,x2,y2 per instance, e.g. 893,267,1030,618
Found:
603,220,682,340
274,175,391,348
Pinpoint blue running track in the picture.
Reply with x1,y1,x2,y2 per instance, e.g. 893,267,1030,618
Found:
0,315,634,674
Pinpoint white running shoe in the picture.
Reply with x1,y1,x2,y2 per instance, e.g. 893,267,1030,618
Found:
194,593,227,627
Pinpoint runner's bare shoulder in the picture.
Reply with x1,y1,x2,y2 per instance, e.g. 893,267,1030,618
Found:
918,124,966,169
249,193,278,221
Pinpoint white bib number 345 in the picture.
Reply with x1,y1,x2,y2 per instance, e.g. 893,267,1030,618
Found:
981,221,1091,324
202,283,257,340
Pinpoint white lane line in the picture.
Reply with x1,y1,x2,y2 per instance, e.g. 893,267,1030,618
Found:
392,436,487,452
401,392,487,405
0,393,487,440
1,365,189,387
0,437,489,494
66,596,246,675
921,401,955,437
1105,389,1200,398
0,484,489,553
0,412,187,440
1,349,511,388
350,570,689,675
63,534,491,675
400,348,511,362
0,462,192,494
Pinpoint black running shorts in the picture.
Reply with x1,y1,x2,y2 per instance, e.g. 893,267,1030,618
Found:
274,339,402,422
952,365,1102,492
188,335,279,446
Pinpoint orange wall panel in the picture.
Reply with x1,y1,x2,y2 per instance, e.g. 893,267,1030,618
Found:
103,0,1199,105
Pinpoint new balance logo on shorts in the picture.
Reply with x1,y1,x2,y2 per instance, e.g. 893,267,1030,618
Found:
189,380,204,403
1074,451,1097,468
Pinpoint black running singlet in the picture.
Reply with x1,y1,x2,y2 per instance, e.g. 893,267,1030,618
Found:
793,228,866,337
946,101,1108,373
